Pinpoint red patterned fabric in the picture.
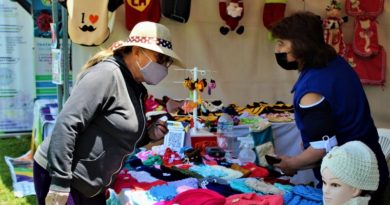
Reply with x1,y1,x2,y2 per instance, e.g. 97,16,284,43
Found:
262,0,287,30
345,0,384,17
345,44,386,85
352,16,379,57
125,0,161,31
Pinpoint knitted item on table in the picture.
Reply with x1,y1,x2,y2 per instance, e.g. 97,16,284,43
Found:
204,182,243,197
128,171,159,183
147,184,177,201
118,189,155,205
283,185,322,205
160,165,195,181
170,166,204,179
106,188,121,205
112,170,166,193
163,147,184,167
136,150,156,161
245,178,283,195
143,155,162,166
274,183,294,193
166,189,226,205
211,165,243,180
242,162,269,178
189,165,227,178
229,178,255,193
167,177,199,190
198,177,229,189
225,193,284,205
321,141,379,191
230,163,251,177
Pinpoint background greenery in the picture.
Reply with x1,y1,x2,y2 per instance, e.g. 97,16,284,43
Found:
0,136,36,205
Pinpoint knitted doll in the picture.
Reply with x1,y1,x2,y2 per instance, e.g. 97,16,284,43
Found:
321,141,379,205
322,0,348,56
219,0,244,35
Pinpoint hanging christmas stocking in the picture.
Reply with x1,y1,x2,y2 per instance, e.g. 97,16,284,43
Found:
345,44,386,86
262,0,287,31
162,0,192,23
125,0,161,31
352,16,379,57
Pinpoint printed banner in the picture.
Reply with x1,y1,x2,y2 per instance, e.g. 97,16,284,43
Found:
0,0,35,134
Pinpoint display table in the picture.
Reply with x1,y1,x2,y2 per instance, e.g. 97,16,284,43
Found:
271,122,317,185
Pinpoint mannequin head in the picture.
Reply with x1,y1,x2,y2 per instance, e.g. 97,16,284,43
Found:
321,141,379,205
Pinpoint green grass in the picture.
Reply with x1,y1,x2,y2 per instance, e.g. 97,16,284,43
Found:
0,136,36,205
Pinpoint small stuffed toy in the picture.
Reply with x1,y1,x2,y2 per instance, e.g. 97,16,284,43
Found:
219,0,244,35
323,0,348,56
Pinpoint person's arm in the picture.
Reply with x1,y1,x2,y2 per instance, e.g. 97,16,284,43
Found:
274,92,334,175
47,66,118,193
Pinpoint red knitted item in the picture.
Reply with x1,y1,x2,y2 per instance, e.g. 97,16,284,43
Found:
345,44,386,86
112,170,166,193
352,16,379,57
345,0,384,17
242,162,269,178
262,0,287,30
125,0,161,31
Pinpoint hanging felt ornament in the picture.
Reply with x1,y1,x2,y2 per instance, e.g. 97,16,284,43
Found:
322,0,348,56
125,0,161,31
64,0,123,46
219,0,244,35
352,16,379,57
208,79,216,95
262,0,287,31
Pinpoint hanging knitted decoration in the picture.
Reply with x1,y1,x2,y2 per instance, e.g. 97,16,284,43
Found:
345,44,386,86
345,0,384,17
125,0,161,31
161,0,192,23
322,0,348,56
262,0,287,31
64,0,123,46
219,0,244,35
352,16,379,57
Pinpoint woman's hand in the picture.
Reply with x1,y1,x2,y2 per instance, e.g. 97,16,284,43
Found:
148,119,168,141
273,155,298,176
45,190,69,205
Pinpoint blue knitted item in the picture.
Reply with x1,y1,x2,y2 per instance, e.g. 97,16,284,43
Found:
293,185,322,202
283,185,323,205
106,189,121,205
189,165,227,178
147,183,177,201
167,177,198,189
229,178,255,193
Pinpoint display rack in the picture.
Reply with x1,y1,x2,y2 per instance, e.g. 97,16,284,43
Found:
174,67,216,135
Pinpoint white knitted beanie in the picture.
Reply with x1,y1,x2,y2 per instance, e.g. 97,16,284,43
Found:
321,141,379,191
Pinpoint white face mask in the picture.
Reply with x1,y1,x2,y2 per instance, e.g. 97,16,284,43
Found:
137,50,168,85
322,168,361,205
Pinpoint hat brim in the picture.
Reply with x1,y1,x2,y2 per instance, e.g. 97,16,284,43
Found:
115,42,186,68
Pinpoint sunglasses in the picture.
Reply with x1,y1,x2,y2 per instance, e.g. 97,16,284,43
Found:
157,53,174,68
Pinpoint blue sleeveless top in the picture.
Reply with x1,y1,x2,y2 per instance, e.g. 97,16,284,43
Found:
291,56,388,189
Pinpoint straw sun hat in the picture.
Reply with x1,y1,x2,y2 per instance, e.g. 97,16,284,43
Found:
110,21,185,68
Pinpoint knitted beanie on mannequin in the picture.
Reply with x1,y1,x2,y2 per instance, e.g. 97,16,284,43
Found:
321,141,379,191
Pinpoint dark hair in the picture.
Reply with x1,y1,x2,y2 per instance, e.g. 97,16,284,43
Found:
271,11,337,69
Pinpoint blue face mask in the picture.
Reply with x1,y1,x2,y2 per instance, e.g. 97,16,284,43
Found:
137,51,168,85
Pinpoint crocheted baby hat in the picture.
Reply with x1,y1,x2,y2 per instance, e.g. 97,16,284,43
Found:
321,141,379,191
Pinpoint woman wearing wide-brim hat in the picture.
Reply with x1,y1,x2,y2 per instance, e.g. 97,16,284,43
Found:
33,21,185,205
